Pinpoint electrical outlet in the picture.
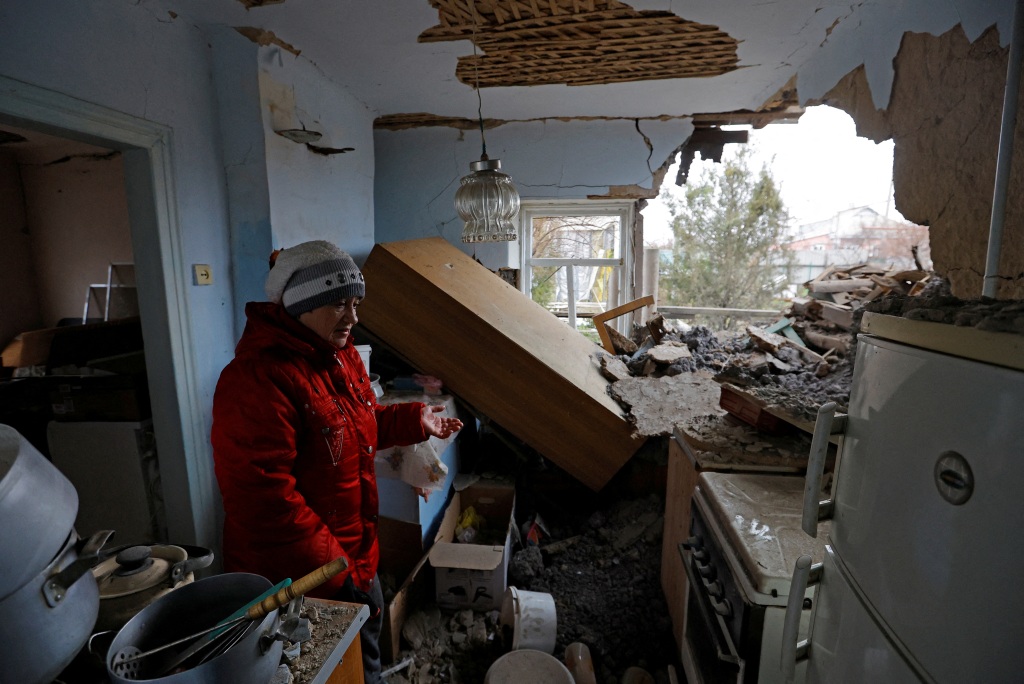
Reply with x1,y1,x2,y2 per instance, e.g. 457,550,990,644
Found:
193,264,213,286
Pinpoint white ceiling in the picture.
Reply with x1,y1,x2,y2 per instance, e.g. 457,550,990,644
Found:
158,0,1014,124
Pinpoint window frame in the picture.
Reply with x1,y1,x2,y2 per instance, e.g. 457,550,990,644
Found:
518,198,636,335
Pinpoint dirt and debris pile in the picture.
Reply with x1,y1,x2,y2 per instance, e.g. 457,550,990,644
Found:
602,311,854,435
387,493,674,684
285,600,364,683
863,276,1024,334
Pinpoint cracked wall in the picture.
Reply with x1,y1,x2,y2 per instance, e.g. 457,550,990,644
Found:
373,116,692,270
822,24,1023,299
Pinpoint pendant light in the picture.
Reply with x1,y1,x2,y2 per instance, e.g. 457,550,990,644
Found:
456,26,520,243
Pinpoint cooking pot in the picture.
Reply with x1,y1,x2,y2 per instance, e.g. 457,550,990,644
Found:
0,528,112,684
92,543,214,633
0,424,79,600
107,573,286,684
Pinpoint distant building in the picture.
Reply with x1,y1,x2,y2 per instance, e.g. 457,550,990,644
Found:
783,206,930,290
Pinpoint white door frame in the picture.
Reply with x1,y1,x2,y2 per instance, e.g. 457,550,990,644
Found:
0,75,216,548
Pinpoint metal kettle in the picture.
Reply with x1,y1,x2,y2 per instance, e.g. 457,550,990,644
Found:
92,543,214,633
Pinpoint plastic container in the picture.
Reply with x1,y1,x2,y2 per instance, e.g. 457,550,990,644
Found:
500,586,558,654
354,344,372,375
485,649,574,684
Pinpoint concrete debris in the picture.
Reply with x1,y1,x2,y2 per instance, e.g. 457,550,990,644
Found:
863,276,1024,335
646,341,692,364
609,371,722,438
597,353,634,382
388,494,675,684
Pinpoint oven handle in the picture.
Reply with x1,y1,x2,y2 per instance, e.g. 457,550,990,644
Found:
801,402,845,537
781,554,823,682
679,544,742,668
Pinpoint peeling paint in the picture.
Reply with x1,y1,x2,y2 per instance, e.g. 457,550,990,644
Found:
234,26,301,57
306,143,354,156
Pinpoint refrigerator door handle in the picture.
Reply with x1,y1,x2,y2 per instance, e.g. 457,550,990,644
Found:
801,402,845,537
781,554,822,683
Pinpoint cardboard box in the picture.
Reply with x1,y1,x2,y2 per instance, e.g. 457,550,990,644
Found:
48,374,151,422
377,516,436,664
428,481,515,611
1,327,59,368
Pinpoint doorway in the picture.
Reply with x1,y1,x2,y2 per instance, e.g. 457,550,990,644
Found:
0,75,216,550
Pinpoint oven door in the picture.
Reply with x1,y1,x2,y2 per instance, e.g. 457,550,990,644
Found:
680,541,748,684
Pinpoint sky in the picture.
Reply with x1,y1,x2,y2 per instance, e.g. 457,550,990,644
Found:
643,105,905,246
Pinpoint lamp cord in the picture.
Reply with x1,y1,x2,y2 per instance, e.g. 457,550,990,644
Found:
471,1,487,159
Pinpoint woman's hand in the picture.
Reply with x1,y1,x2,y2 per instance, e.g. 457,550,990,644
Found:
420,404,463,439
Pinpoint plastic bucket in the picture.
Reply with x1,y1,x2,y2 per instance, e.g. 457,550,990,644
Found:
500,586,557,654
485,649,574,684
354,344,372,375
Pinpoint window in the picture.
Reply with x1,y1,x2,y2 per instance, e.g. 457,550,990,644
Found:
519,200,635,339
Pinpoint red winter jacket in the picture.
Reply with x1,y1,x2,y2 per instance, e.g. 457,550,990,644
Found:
211,302,427,596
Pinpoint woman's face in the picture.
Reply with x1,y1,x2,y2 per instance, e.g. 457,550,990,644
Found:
298,297,360,348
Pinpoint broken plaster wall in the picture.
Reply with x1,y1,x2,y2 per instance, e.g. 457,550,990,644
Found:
372,116,693,271
821,24,1024,299
258,46,378,264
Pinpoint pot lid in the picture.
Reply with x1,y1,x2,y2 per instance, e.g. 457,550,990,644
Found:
92,545,185,599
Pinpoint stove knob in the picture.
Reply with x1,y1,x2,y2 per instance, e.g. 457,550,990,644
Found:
697,561,716,580
681,535,703,550
711,596,732,618
692,547,709,561
704,579,724,597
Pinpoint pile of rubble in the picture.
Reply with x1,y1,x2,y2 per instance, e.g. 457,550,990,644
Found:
598,265,1000,435
386,493,675,684
600,310,854,436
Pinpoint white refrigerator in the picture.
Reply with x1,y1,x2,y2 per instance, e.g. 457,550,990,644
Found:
793,329,1024,683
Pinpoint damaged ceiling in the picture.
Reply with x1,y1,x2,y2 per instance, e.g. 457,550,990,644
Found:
419,0,739,87
157,0,1013,124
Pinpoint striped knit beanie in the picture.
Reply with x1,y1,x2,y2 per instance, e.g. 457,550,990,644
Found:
264,240,365,316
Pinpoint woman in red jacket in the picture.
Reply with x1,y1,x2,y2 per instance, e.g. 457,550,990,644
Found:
211,240,461,683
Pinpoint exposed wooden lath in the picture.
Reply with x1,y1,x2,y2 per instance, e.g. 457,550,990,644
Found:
421,0,738,87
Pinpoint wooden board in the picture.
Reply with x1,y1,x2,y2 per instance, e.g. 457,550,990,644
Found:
860,312,1024,371
661,435,700,655
360,238,643,491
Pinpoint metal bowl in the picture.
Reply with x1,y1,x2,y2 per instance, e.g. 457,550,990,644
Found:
107,573,284,684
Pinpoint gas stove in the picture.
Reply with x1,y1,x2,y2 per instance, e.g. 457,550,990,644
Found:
680,472,830,684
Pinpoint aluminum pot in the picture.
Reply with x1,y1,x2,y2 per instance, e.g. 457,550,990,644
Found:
92,543,214,633
107,573,285,684
0,424,79,600
0,528,111,684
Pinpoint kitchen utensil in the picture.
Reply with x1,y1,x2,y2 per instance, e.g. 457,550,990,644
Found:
142,578,293,677
107,573,282,684
93,542,214,632
0,424,79,600
110,556,347,681
0,528,113,684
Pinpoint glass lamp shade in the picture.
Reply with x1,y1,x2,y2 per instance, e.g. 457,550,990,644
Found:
455,157,521,243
